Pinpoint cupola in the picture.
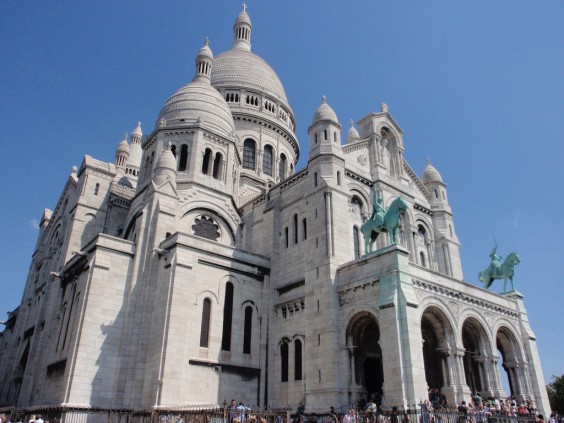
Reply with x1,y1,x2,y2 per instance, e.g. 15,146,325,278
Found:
232,4,252,51
346,119,360,144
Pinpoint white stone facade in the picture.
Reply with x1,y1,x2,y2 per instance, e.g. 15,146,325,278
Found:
0,7,550,418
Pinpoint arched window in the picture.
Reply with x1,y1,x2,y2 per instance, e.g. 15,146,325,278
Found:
420,252,426,267
263,145,273,176
179,144,188,171
213,152,222,179
202,148,212,174
353,226,360,259
279,154,287,180
281,341,289,382
243,306,253,354
294,339,303,381
243,139,256,169
200,298,211,348
221,282,234,351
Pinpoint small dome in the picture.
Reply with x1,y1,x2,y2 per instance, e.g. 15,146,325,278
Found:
131,122,142,137
346,119,360,144
235,9,252,26
312,96,338,125
421,159,443,184
117,134,129,153
197,38,213,61
155,145,177,172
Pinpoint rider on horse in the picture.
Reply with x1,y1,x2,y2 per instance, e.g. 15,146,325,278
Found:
370,190,386,228
488,246,503,278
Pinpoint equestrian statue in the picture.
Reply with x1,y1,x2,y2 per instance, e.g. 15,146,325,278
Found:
479,245,521,292
360,192,408,254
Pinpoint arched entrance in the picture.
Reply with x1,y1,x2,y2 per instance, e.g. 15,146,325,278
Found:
421,307,455,392
461,317,490,395
496,326,525,399
346,312,384,403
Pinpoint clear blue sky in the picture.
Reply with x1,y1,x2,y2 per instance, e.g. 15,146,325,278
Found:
1,1,563,386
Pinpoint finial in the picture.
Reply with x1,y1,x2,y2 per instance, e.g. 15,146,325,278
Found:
72,165,77,175
137,121,141,126
380,102,388,113
242,2,247,12
204,37,209,46
124,132,128,140
426,157,431,165
350,119,354,127
167,142,172,150
322,95,327,104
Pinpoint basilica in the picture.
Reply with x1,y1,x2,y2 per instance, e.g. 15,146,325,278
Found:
0,7,550,418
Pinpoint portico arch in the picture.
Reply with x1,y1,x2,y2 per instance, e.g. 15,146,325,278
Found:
461,317,491,395
421,306,456,393
496,326,526,399
346,312,384,402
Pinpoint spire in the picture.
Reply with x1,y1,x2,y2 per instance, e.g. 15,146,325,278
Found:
131,121,142,141
232,4,252,51
193,38,213,83
127,122,143,172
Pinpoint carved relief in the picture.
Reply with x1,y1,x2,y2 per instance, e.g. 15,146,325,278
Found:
449,300,460,318
357,154,368,167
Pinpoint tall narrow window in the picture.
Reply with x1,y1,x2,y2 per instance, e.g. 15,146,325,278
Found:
179,144,188,171
353,226,360,259
315,133,318,144
285,227,289,248
337,171,341,186
243,306,253,354
94,183,100,196
293,214,298,244
221,283,234,351
420,252,426,267
263,145,273,176
279,153,287,180
200,298,211,348
324,129,327,140
295,339,303,381
202,148,212,174
314,172,318,187
243,139,256,169
281,341,289,382
303,218,307,240
213,153,222,179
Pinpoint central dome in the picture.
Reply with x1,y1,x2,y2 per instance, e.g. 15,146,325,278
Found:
211,49,288,103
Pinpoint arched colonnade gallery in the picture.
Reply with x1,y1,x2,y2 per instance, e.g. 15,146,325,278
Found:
345,305,531,405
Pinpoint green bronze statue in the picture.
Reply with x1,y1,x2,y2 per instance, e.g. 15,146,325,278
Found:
479,246,520,292
361,195,408,254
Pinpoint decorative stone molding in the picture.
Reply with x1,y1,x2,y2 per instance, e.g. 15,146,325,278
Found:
338,279,379,306
275,298,305,319
344,169,373,187
412,278,520,319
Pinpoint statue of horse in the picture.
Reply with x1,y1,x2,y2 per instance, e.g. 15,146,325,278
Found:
360,197,408,254
479,252,521,292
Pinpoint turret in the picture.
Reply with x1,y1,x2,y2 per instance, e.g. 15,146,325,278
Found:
126,122,142,177
308,96,343,161
421,159,463,279
232,4,252,51
153,144,177,189
115,133,129,172
346,119,360,144
193,38,213,83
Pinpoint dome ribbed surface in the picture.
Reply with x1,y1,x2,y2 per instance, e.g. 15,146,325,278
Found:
346,120,360,144
211,50,288,103
422,160,443,184
312,97,338,125
157,81,235,136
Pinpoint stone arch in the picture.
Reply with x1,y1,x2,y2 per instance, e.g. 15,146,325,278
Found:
345,311,384,400
420,305,456,393
460,315,492,395
194,289,219,306
495,324,526,398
